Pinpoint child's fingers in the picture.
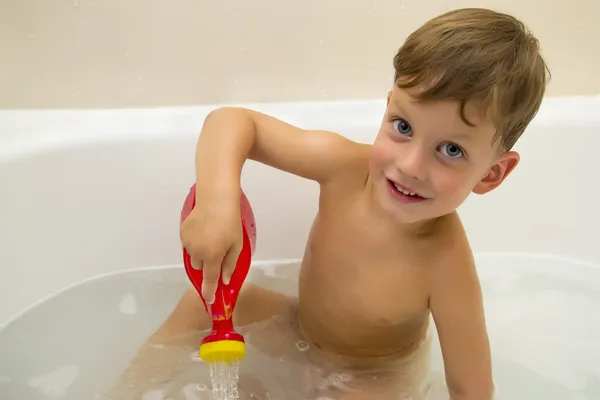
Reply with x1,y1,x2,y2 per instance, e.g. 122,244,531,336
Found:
201,256,222,304
221,242,243,285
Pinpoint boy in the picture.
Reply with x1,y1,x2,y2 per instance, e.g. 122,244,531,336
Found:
126,7,549,400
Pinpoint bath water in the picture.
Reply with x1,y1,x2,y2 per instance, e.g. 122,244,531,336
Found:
0,256,599,399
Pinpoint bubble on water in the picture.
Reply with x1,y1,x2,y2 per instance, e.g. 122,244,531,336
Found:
295,340,310,352
28,365,80,398
119,293,138,314
338,373,352,382
329,373,354,391
182,383,206,399
190,351,203,362
317,379,328,390
142,389,165,400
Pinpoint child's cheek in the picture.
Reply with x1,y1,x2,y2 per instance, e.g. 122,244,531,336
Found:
370,137,394,167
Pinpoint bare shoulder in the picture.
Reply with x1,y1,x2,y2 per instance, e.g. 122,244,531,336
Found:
429,213,475,275
426,213,481,311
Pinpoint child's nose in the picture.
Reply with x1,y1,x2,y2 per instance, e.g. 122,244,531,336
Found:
395,143,428,181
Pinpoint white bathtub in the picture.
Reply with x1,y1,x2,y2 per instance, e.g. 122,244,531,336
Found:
1,97,600,398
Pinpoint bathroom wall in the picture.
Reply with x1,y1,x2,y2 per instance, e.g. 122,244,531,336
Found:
1,0,598,109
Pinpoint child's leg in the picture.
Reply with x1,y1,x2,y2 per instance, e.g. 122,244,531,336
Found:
102,283,294,399
149,283,294,345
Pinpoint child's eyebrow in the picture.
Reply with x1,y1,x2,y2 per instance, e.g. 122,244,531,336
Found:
390,100,412,120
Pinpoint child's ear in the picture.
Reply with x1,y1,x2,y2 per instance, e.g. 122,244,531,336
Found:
473,151,520,195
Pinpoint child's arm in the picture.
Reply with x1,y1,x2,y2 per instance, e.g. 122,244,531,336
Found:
195,107,366,199
429,243,494,400
190,107,367,302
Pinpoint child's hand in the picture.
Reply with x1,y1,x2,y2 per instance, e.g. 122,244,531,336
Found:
180,197,243,304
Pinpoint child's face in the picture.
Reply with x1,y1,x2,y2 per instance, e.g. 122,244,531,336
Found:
369,86,519,224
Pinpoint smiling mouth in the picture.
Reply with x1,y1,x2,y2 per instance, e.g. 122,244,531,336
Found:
386,179,427,201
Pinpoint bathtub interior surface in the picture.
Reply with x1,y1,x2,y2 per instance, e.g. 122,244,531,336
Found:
0,254,599,399
1,96,600,326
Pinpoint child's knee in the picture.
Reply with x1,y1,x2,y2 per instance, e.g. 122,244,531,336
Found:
234,283,295,326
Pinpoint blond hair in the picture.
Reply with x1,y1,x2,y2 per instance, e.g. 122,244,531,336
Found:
393,8,550,150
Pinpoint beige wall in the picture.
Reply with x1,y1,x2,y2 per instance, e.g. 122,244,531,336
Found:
1,0,598,109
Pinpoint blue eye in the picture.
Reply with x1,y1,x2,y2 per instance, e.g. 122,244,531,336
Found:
439,142,464,158
392,119,412,136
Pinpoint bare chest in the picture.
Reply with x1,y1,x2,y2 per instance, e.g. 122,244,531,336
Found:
297,204,431,355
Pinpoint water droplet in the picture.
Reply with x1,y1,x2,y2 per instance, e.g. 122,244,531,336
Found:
197,383,207,391
295,340,310,352
27,34,36,39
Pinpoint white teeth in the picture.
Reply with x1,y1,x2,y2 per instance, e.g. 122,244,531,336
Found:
393,183,416,196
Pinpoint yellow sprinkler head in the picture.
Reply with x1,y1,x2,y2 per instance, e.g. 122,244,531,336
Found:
199,340,246,363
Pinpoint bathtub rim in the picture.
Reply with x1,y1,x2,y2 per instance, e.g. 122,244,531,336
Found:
1,251,598,332
1,95,599,163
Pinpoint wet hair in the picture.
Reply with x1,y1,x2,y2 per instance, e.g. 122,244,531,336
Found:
393,8,550,150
